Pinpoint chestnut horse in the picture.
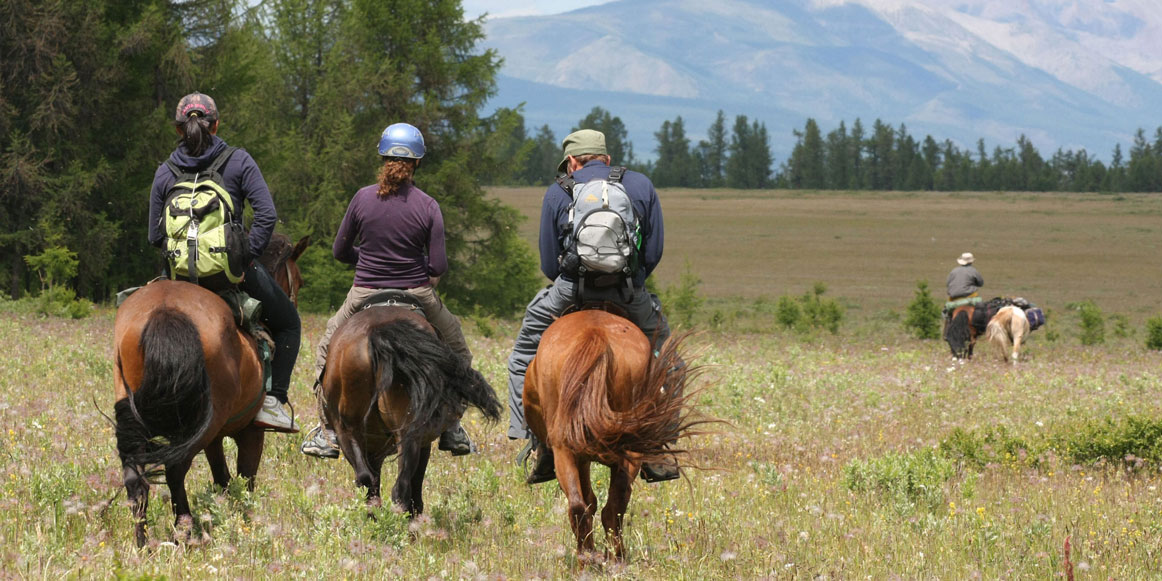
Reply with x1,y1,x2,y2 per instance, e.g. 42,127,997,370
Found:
524,309,698,562
984,305,1030,363
320,304,501,514
112,234,308,547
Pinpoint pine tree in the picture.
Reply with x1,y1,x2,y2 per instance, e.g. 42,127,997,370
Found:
652,116,694,187
574,107,635,167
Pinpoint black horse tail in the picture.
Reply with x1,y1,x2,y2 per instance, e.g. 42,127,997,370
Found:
946,309,972,358
115,309,214,470
367,321,501,445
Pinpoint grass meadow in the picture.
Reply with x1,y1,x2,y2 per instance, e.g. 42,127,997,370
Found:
4,189,1162,579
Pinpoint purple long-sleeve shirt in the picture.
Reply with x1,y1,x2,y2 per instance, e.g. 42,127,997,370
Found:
149,135,277,256
333,183,447,289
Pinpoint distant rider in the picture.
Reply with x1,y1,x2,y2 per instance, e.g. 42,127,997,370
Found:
947,252,983,300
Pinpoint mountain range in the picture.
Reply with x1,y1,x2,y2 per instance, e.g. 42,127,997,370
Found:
480,0,1162,164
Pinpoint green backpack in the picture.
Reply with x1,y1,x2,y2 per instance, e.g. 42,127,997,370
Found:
162,147,249,288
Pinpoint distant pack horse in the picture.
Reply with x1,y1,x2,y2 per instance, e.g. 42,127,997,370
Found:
319,302,501,514
523,309,701,563
112,234,308,547
984,305,1030,363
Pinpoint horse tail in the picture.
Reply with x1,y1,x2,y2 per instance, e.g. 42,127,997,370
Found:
552,331,700,467
367,321,500,445
114,309,213,470
946,310,972,358
984,310,1011,360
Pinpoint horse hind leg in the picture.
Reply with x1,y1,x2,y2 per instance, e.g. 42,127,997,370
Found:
234,425,266,491
165,458,195,543
601,460,638,561
122,463,150,547
555,449,597,561
337,430,381,506
204,437,231,489
391,438,431,517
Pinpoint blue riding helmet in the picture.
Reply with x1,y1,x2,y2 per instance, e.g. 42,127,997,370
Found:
377,123,425,159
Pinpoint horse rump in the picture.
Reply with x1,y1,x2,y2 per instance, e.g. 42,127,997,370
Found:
551,330,699,467
366,320,501,444
115,309,214,470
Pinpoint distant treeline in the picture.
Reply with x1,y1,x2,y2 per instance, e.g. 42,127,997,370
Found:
494,111,1162,194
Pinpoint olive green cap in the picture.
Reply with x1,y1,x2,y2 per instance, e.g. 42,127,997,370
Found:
557,129,607,174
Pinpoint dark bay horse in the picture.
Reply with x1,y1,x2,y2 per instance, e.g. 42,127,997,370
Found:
944,303,979,359
320,304,501,514
523,309,699,562
112,234,308,547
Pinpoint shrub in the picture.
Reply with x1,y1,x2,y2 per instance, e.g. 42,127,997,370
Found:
842,448,955,512
938,426,1041,469
774,284,844,334
1109,313,1131,338
1074,300,1105,345
903,280,941,339
661,260,704,328
1146,316,1162,351
23,246,91,319
1053,416,1162,467
775,295,800,328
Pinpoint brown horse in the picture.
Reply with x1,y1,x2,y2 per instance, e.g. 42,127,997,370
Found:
984,305,1031,363
523,309,698,562
320,304,501,514
944,303,979,359
112,234,308,547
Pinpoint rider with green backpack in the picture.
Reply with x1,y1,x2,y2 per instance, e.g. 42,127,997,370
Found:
147,92,301,433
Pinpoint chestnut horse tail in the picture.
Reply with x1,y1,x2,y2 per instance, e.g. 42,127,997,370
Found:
114,309,214,470
367,321,501,445
551,330,694,467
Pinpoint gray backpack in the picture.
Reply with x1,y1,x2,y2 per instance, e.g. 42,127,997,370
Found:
559,167,641,277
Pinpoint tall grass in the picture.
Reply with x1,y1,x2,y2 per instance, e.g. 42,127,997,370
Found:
2,305,1160,577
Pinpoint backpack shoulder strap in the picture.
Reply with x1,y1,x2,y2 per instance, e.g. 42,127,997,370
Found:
556,174,576,196
162,146,238,182
206,146,238,178
607,166,626,183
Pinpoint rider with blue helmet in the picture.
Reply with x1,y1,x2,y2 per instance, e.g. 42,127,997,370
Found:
301,122,476,458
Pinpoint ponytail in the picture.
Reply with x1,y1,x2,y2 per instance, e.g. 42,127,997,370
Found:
376,157,418,198
177,114,214,156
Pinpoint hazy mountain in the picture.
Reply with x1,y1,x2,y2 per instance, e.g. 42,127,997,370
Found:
481,0,1162,163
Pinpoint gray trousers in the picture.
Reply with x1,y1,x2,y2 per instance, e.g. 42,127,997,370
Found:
313,283,471,427
506,276,670,439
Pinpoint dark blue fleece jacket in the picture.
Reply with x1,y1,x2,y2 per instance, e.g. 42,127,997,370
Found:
538,160,664,287
148,135,277,257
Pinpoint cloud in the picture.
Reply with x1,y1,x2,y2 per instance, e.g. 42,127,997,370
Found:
463,0,609,20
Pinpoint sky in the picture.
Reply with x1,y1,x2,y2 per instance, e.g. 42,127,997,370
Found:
461,0,609,20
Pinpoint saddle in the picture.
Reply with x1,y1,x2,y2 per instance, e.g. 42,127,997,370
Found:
357,289,426,316
970,297,1015,333
561,300,629,320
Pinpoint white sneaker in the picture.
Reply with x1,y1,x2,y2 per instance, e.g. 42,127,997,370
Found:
253,396,300,433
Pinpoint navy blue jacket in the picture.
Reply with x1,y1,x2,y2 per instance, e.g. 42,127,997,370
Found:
538,160,663,288
148,135,277,257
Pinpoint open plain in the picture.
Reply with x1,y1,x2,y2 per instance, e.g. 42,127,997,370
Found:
2,189,1161,578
